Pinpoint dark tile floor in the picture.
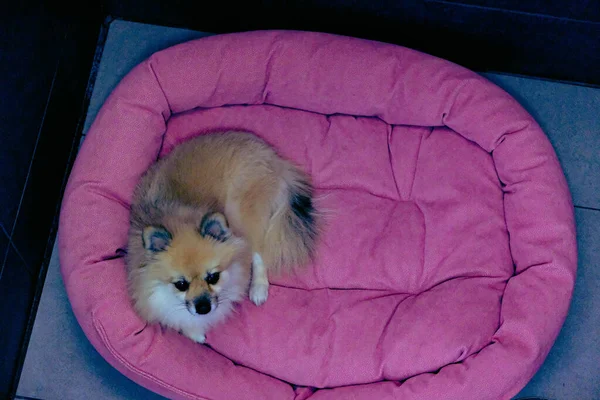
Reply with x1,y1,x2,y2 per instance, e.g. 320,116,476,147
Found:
15,19,600,400
0,246,36,397
0,14,60,230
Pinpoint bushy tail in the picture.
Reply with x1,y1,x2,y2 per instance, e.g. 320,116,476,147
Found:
263,167,319,272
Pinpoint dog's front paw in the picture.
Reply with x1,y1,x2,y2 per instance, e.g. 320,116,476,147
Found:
250,282,269,306
188,332,206,344
181,329,206,344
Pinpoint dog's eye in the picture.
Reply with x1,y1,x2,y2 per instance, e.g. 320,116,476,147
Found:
173,279,189,291
205,272,220,285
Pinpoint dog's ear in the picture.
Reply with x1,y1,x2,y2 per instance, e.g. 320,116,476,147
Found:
142,226,172,252
200,212,231,242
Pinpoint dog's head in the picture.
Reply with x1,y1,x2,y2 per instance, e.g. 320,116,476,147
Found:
130,211,249,321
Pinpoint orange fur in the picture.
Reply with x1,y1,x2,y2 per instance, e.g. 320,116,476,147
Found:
125,131,318,342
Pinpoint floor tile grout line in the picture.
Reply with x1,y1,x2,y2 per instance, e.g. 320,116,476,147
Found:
427,0,600,26
574,205,600,212
1,218,32,270
0,221,9,240
0,222,10,273
480,70,600,89
8,241,33,275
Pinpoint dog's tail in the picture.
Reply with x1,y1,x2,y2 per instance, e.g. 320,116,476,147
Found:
263,166,319,272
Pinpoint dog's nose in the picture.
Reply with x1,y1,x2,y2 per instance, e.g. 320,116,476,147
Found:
194,297,212,315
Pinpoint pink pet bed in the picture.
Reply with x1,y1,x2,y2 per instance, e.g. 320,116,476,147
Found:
59,31,577,399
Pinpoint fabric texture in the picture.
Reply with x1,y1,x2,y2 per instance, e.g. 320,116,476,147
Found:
59,30,577,400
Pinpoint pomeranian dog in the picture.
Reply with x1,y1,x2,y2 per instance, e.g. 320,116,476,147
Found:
126,132,318,343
